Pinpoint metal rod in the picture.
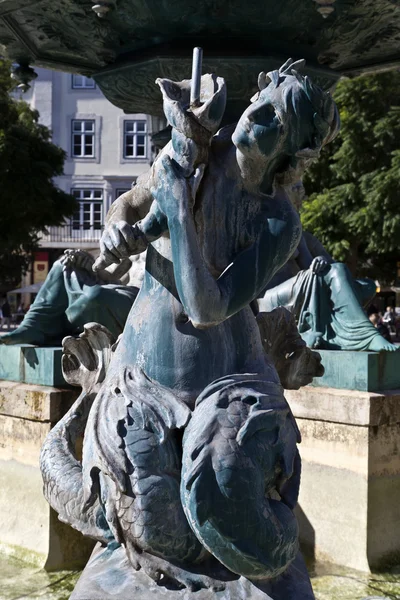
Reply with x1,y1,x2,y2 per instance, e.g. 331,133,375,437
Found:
190,46,203,107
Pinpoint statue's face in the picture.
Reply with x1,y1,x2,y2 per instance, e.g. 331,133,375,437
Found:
232,89,283,159
232,80,319,176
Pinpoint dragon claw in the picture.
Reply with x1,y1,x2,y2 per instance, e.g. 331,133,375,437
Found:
126,544,228,592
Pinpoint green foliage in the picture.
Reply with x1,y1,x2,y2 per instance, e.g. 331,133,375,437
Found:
0,58,76,289
302,71,400,283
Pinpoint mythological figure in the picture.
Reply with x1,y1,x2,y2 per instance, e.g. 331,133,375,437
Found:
40,58,338,598
0,250,143,346
259,181,397,352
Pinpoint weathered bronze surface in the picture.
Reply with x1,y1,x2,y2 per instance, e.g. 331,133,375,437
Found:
1,0,399,116
39,57,336,598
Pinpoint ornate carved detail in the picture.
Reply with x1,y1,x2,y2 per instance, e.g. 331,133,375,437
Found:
0,0,399,112
92,0,117,18
318,0,400,70
313,0,336,18
257,308,324,390
40,57,340,597
62,322,117,394
94,56,339,118
1,1,117,70
11,62,37,91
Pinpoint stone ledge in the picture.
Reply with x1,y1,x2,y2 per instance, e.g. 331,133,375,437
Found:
0,344,66,387
0,415,51,466
292,384,400,571
309,350,400,392
0,380,79,423
0,459,94,569
286,386,400,426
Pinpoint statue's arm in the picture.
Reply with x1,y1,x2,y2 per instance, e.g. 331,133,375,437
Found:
105,177,152,226
94,176,167,272
303,231,333,262
293,230,334,276
153,156,294,328
295,234,314,270
170,215,283,327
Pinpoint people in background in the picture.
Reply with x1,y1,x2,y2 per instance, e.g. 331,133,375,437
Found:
16,303,25,324
369,313,392,342
1,299,11,330
383,306,396,333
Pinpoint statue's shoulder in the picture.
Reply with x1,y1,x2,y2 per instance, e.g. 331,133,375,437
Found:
211,123,236,153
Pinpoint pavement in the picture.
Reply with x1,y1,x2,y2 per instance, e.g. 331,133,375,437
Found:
0,553,80,600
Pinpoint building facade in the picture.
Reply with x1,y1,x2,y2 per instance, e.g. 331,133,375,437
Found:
19,67,164,291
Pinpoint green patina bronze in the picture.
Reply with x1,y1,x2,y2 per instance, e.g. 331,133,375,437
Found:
310,350,400,392
0,0,399,117
0,3,399,599
0,344,66,386
37,57,339,599
0,250,139,347
258,182,397,353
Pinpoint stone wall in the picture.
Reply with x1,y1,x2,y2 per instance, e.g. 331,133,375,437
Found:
0,379,94,568
286,385,400,571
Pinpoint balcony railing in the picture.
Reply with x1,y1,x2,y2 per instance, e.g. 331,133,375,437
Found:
39,223,103,244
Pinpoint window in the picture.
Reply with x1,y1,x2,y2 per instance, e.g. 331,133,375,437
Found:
123,121,147,158
72,75,96,89
72,120,95,158
115,188,130,200
72,189,103,231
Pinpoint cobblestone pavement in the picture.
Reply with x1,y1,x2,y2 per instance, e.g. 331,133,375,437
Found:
0,554,80,600
309,561,400,600
1,553,400,600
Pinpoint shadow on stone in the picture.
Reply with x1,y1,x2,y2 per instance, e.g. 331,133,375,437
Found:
295,504,316,567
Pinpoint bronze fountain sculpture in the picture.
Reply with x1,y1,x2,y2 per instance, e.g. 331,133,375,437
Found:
1,2,399,595
39,53,337,599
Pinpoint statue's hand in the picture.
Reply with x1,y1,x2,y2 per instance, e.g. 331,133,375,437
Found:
93,221,146,272
60,249,95,272
150,155,205,219
310,255,329,275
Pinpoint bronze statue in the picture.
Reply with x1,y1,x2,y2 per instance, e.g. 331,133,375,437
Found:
40,57,335,598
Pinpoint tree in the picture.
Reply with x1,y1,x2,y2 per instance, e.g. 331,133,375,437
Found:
0,58,76,289
302,71,400,284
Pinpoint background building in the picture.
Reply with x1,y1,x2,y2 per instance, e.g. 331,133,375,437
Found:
16,67,164,301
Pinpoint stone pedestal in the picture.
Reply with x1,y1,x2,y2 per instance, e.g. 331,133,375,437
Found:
0,344,66,386
0,378,94,568
286,382,400,572
309,349,400,392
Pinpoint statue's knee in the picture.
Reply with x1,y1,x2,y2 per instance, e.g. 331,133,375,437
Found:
49,259,65,276
329,262,347,275
324,262,349,284
68,285,106,327
84,285,105,306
